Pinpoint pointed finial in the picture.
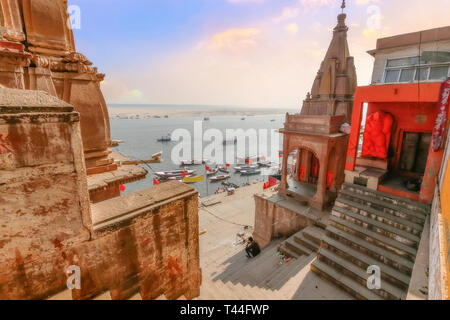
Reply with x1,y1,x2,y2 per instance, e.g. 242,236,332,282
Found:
341,0,346,13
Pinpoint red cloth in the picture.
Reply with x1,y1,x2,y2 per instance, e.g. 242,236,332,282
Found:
361,111,394,159
264,177,278,190
432,79,450,151
299,166,306,181
327,172,334,189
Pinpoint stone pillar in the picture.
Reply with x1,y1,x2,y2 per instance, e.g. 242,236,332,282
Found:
313,144,330,209
280,134,290,193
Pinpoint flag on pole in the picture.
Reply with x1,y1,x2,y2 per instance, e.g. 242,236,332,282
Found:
226,163,230,167
205,165,210,171
153,178,160,185
182,171,187,177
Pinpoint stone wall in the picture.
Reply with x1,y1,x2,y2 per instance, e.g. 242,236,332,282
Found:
253,194,317,249
0,88,201,300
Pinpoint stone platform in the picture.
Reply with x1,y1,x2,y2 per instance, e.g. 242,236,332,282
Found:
253,193,329,249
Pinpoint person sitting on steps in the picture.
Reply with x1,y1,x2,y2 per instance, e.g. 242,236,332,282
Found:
245,237,261,258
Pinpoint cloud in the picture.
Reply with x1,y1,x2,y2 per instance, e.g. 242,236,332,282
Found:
285,23,299,35
207,28,261,52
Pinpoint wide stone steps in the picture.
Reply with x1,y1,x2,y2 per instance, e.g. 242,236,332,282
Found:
285,239,311,256
329,215,418,261
264,253,313,290
338,190,426,227
342,183,429,217
311,260,383,300
302,225,325,246
279,243,301,258
325,225,414,276
312,184,428,300
321,236,411,290
318,248,406,300
332,205,421,248
280,225,325,259
294,233,319,252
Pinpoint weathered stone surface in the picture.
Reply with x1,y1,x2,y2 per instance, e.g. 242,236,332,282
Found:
0,0,114,175
0,90,201,300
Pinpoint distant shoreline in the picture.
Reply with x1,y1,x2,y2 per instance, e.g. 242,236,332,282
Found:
107,104,298,119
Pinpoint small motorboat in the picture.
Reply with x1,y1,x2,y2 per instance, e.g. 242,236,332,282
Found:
234,165,258,172
180,159,209,166
206,167,219,176
218,166,230,173
222,138,237,145
257,161,273,167
155,169,196,179
240,169,261,176
210,174,231,182
157,134,172,142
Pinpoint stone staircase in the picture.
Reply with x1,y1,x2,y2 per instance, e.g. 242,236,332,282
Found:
199,241,317,300
279,225,325,259
311,182,430,300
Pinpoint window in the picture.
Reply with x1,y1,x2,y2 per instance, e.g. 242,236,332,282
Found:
385,70,400,83
383,52,450,83
400,69,415,82
429,66,449,80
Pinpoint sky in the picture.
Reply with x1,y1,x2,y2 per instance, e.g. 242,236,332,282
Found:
68,0,450,108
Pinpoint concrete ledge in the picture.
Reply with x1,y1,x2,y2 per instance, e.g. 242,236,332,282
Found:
91,181,197,231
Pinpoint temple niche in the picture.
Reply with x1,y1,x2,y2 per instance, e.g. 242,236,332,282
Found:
0,0,114,175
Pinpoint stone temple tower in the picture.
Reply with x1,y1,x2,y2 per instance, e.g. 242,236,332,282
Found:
301,5,357,123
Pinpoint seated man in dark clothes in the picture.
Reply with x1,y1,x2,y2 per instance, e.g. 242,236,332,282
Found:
245,237,261,258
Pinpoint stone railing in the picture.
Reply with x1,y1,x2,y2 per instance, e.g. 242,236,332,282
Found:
284,114,345,134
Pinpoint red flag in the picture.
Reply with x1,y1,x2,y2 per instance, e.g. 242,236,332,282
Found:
226,163,230,167
268,176,278,188
248,158,252,165
205,166,210,171
119,184,126,192
182,171,187,177
262,156,266,161
279,154,283,158
153,178,160,185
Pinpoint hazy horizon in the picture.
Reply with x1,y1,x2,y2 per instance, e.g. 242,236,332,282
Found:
70,0,450,107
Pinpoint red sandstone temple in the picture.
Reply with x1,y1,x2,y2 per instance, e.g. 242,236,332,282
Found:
254,5,450,300
0,0,201,300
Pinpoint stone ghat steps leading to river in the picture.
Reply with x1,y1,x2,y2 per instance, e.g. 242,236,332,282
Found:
311,183,430,300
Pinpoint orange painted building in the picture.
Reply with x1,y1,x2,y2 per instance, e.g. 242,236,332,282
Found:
345,82,446,203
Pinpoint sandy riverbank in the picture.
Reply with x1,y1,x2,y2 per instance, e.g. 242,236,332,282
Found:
107,105,297,119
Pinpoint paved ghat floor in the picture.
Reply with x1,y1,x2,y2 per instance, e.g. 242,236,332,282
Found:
197,182,353,300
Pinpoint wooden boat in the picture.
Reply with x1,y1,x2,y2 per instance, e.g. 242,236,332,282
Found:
257,161,273,167
157,135,171,142
234,165,258,172
240,169,261,176
206,167,219,176
210,174,231,182
218,166,230,173
155,169,196,179
222,138,237,145
180,159,209,166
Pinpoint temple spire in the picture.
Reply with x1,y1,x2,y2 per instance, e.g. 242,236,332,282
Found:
341,0,346,13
